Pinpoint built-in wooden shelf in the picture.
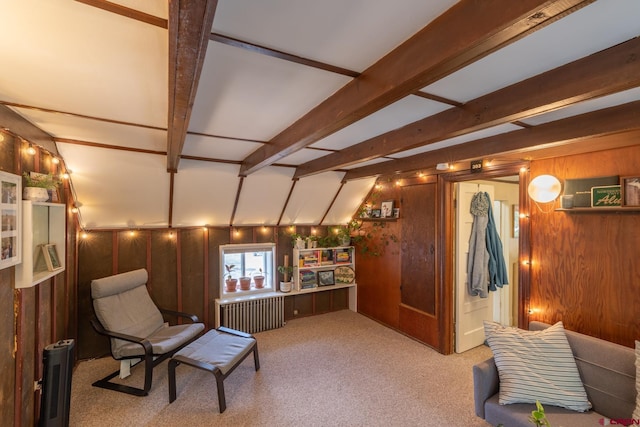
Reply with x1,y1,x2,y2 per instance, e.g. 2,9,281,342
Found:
556,207,640,213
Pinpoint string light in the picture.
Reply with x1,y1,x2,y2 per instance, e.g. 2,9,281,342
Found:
26,143,36,156
51,157,60,165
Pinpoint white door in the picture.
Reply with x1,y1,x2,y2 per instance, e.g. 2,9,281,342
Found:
455,182,495,353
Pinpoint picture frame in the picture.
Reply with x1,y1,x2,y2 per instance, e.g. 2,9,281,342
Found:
0,171,21,270
392,208,400,218
370,209,381,218
621,176,640,207
380,200,394,218
317,270,335,287
42,244,63,271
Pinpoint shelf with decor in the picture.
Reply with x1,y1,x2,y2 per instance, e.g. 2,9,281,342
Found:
292,246,356,311
556,207,640,213
15,201,66,288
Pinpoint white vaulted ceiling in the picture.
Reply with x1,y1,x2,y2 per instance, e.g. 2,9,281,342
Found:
1,0,639,229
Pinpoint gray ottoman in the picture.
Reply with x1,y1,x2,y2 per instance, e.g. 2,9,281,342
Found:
168,327,259,413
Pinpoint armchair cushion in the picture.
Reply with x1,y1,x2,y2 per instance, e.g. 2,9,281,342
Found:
115,323,205,359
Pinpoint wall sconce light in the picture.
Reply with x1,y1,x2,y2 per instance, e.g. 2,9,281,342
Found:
71,206,79,214
26,143,37,156
51,157,60,165
528,174,561,212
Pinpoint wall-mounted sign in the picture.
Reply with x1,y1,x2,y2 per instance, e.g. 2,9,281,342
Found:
470,159,483,173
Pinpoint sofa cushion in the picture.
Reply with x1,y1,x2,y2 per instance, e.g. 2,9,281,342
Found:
484,321,591,412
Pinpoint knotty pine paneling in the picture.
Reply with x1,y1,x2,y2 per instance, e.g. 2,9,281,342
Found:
0,268,15,423
150,229,179,314
529,145,640,347
77,231,113,359
207,228,229,326
117,230,148,273
180,228,205,322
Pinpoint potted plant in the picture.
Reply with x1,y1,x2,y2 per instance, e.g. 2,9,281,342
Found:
253,268,265,289
277,265,293,293
239,274,252,291
224,264,238,292
23,172,59,202
289,233,306,249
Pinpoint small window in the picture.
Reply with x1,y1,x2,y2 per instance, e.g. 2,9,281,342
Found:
219,243,275,297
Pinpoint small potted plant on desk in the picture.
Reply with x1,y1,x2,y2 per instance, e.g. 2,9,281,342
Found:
224,264,238,292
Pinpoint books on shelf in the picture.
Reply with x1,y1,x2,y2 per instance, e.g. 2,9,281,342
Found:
300,250,320,267
333,248,352,264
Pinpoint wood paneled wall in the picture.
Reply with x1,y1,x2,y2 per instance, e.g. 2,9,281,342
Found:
0,134,75,427
528,145,640,347
76,224,348,360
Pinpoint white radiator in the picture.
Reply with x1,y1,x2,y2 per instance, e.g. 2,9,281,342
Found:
220,296,285,334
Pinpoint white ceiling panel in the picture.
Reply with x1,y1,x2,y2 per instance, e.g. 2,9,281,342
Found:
519,87,640,127
234,167,296,225
310,95,450,150
172,160,240,227
277,149,333,166
56,145,170,229
281,172,346,225
390,123,522,159
13,107,166,152
323,177,376,225
0,0,168,127
421,0,640,103
182,134,263,161
188,42,352,140
212,0,457,72
341,157,392,170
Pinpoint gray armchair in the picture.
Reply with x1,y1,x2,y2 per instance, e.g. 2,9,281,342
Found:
90,268,205,396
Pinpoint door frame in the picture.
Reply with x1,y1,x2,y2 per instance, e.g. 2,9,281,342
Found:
437,161,531,354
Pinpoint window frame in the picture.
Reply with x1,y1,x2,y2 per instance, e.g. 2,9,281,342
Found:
219,242,276,297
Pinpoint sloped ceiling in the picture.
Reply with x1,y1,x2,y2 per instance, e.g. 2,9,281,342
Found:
1,0,639,229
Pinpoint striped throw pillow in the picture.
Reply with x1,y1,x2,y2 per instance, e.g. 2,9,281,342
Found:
634,341,640,419
483,321,591,412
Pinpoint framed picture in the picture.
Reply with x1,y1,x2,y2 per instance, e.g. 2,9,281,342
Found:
0,171,21,270
380,200,394,218
370,209,381,218
42,244,63,271
392,208,400,218
317,270,335,287
621,176,640,207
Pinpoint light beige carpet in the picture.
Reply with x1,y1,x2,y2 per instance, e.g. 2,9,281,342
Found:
70,310,492,426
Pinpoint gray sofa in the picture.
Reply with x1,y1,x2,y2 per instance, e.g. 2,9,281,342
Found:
473,321,636,427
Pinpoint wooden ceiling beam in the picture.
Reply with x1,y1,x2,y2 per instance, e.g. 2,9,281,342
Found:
343,100,640,180
239,0,592,176
295,36,640,178
166,0,218,173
